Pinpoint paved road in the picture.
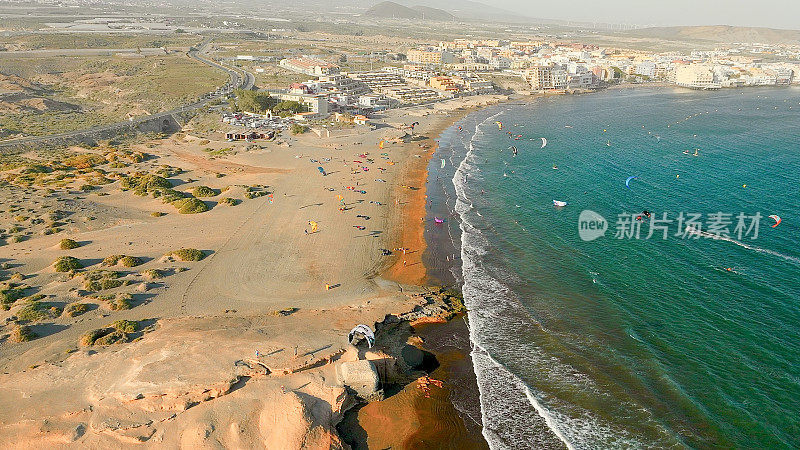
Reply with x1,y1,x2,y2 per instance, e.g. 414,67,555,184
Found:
0,39,254,149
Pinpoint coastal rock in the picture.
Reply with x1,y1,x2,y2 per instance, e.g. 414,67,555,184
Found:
335,360,381,401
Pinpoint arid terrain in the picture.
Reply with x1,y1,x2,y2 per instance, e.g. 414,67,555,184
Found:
0,94,503,447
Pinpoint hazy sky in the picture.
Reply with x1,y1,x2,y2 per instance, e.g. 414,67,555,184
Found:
497,0,799,30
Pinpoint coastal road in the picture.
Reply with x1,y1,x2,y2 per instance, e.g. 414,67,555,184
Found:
0,38,254,150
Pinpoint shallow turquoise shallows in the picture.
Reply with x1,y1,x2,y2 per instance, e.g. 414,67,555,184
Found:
433,86,800,448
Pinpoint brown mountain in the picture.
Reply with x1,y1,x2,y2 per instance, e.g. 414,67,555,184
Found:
364,1,455,21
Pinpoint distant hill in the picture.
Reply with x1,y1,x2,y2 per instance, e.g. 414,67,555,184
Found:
364,1,454,21
390,0,554,24
622,25,800,45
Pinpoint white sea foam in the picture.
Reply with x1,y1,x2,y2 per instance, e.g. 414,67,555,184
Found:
453,109,649,449
687,226,800,265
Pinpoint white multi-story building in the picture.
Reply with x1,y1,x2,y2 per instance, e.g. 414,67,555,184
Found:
674,65,721,89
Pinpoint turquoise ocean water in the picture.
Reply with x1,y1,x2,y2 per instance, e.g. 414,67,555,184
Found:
426,87,800,448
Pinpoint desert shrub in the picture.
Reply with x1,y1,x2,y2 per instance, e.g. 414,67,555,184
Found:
121,174,172,195
119,256,142,267
63,154,107,169
80,269,123,291
150,211,166,217
79,184,96,191
9,272,24,282
219,197,240,206
93,330,128,345
0,286,26,310
154,188,184,203
155,166,182,178
10,324,36,343
102,255,140,267
169,248,205,261
10,235,25,243
112,320,138,333
102,254,124,266
16,301,62,323
192,185,217,197
173,197,209,214
59,238,80,250
80,328,107,346
54,256,82,272
64,302,90,317
142,268,165,280
108,293,132,310
85,278,123,291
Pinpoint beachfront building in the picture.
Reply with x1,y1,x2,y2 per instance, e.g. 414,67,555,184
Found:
674,65,721,90
279,57,340,76
524,65,568,91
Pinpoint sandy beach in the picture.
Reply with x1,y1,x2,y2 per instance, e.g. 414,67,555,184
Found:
0,94,505,447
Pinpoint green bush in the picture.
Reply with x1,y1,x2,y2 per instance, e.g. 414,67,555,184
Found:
64,302,90,317
154,188,184,203
102,254,124,266
80,328,107,346
16,301,62,323
108,293,132,310
112,319,138,333
169,248,205,261
59,238,80,250
173,197,209,214
94,330,128,345
142,268,165,279
84,278,123,291
233,89,276,114
192,186,217,197
0,286,27,310
219,197,240,206
102,255,141,267
54,256,82,272
63,154,106,169
119,256,142,267
121,174,172,195
80,269,122,291
151,211,166,217
290,123,308,135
